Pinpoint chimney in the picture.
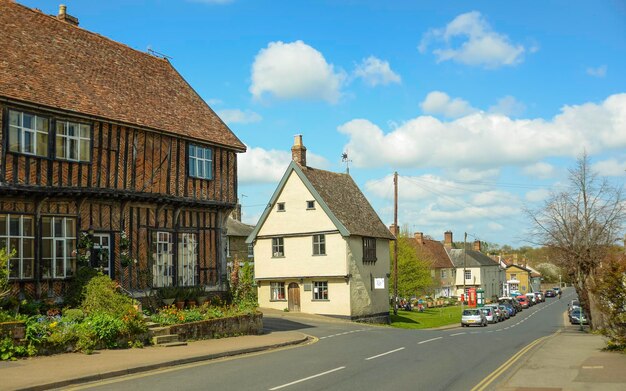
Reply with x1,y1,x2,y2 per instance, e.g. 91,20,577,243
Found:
389,224,399,238
291,134,307,167
414,232,424,244
231,203,242,222
57,4,79,26
473,240,482,252
444,231,453,249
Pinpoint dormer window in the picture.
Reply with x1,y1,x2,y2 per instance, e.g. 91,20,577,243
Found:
277,202,285,212
306,200,315,209
188,144,213,180
56,120,91,162
8,110,49,157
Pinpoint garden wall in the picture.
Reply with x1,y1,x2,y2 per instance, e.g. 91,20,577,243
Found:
0,321,25,342
169,312,263,341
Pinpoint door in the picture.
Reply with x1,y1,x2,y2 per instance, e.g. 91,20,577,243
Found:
288,283,300,312
93,233,112,277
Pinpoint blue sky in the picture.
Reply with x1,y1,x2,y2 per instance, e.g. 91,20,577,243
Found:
23,0,626,247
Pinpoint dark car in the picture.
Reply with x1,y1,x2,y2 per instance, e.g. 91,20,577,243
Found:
501,303,516,317
569,308,588,325
545,290,556,298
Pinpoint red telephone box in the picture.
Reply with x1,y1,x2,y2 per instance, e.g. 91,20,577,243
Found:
468,288,477,308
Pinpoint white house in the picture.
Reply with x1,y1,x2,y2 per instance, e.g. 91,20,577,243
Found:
247,136,394,323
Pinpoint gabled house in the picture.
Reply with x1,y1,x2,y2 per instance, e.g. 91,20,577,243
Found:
247,136,394,323
225,207,255,273
445,232,505,300
0,2,245,300
411,232,456,298
504,263,533,295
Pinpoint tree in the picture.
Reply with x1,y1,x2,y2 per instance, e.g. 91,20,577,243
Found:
0,248,14,301
592,251,626,349
389,236,434,300
527,153,625,329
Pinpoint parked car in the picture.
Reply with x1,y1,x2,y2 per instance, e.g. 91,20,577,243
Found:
498,304,511,319
500,297,522,312
517,296,530,309
553,287,561,294
462,309,487,327
501,303,516,317
525,293,537,305
568,299,580,315
545,289,556,298
533,292,544,303
569,308,588,325
480,307,497,324
485,304,505,322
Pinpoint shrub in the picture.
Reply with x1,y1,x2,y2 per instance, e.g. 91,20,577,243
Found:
1,337,33,361
82,312,125,349
62,309,85,323
63,267,99,308
81,275,135,318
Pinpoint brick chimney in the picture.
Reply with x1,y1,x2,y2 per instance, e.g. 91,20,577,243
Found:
291,135,307,167
414,232,424,244
473,240,482,252
57,4,79,26
389,224,399,238
444,231,453,249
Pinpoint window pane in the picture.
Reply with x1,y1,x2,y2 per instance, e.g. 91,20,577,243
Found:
9,216,20,236
23,239,34,258
67,122,77,137
0,215,6,235
23,113,33,129
37,132,48,157
197,160,204,177
9,111,19,126
24,131,34,153
79,140,90,161
42,239,52,258
69,139,78,160
80,124,90,138
204,160,211,179
54,218,63,237
196,147,204,159
41,259,52,279
42,217,52,237
37,117,49,132
8,127,20,152
57,122,66,135
189,145,196,157
189,156,196,176
205,148,212,161
65,219,76,237
23,259,34,279
9,238,19,257
8,258,19,279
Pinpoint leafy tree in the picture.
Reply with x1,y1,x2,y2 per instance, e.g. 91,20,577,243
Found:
389,236,434,301
527,153,625,329
592,251,626,350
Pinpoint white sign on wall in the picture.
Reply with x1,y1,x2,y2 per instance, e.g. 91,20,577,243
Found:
374,278,385,290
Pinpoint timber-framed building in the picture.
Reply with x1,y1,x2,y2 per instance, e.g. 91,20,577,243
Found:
0,1,246,300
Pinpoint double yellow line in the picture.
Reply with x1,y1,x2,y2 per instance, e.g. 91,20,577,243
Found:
471,331,559,391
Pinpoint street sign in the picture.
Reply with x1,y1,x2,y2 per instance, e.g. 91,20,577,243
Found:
374,278,385,289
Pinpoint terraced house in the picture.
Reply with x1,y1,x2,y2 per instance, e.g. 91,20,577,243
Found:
0,1,245,300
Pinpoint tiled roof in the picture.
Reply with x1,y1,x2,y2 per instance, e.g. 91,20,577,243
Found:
226,218,254,238
301,167,395,240
0,1,245,151
410,238,454,268
448,249,501,268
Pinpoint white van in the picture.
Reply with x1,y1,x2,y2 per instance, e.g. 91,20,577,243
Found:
525,292,537,305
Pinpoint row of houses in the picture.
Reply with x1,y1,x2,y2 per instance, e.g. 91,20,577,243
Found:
1,1,541,324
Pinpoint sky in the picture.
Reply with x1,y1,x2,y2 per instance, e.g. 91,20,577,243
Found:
21,0,626,247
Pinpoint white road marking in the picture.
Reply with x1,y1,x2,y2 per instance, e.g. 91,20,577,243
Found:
365,347,405,360
450,332,466,336
582,365,604,369
418,337,443,344
269,367,346,390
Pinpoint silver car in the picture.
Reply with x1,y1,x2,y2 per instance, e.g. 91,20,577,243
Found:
461,309,487,327
480,307,496,324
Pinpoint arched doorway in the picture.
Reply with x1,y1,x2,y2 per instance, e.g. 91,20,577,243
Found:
288,282,300,312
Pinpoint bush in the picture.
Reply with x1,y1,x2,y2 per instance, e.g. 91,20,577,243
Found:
63,267,99,308
81,275,135,318
63,309,85,323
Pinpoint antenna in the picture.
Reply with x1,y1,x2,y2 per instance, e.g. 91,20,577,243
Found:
341,151,352,174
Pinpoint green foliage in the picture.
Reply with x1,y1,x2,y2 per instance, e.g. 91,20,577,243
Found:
150,303,253,326
80,274,135,318
1,337,33,361
0,248,15,301
229,258,257,309
62,308,85,323
389,237,435,299
82,312,125,348
63,267,99,308
593,254,626,349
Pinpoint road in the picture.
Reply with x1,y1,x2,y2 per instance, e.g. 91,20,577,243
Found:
67,289,575,391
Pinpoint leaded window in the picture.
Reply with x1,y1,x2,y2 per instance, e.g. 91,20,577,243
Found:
152,231,173,287
313,281,328,300
0,214,34,280
177,233,197,287
188,144,213,180
272,237,284,257
312,234,326,255
41,217,76,279
56,120,91,162
8,110,49,157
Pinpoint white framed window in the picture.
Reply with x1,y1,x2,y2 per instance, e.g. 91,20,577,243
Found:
270,282,286,301
247,243,254,258
178,233,197,287
41,217,76,279
272,237,284,257
0,214,34,280
152,231,173,287
92,233,111,277
188,144,213,180
313,281,328,300
306,200,315,209
8,110,49,157
277,202,285,212
464,270,472,280
312,234,326,255
56,120,91,162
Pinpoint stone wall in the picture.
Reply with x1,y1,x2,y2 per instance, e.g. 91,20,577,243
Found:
169,312,263,341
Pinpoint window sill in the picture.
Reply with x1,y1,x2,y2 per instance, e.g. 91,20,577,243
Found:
312,299,330,302
272,255,285,258
269,299,287,302
312,254,327,257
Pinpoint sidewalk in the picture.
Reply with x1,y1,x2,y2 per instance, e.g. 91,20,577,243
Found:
493,319,626,390
0,330,309,391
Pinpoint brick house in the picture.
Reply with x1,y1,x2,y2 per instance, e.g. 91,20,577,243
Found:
411,232,456,298
0,2,245,300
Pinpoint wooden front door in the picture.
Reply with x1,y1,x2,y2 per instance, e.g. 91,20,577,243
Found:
288,283,300,312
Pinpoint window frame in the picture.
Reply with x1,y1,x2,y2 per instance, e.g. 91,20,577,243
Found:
188,144,214,180
177,232,197,287
441,269,447,278
313,281,329,301
1,214,35,280
464,270,472,280
312,234,326,256
270,282,286,301
152,231,174,288
306,200,315,210
272,237,284,257
362,237,377,263
55,120,91,162
247,243,254,258
8,109,50,157
41,216,77,280
277,202,285,212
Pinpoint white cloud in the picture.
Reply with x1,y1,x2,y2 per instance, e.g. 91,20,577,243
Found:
586,65,607,78
249,40,345,103
488,222,504,231
522,162,555,179
525,189,550,202
217,109,262,124
446,168,500,181
419,11,527,68
592,158,626,176
239,146,329,184
488,96,526,117
353,56,401,86
339,93,626,170
471,190,515,206
420,91,477,118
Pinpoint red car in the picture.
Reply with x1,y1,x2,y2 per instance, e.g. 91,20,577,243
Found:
517,296,530,309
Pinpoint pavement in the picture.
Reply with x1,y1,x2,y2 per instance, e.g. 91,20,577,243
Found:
1,307,625,391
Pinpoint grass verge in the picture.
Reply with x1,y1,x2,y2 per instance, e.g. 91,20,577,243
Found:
390,305,462,329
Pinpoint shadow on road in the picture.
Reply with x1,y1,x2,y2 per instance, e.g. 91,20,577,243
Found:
262,317,317,333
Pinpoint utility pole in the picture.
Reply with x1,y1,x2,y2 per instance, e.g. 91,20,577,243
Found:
393,171,398,316
463,232,467,311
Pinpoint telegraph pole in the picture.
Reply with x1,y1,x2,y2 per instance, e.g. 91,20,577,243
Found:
393,171,398,316
463,232,467,311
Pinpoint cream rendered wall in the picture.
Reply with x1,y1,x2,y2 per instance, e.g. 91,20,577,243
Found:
455,267,481,287
257,279,351,316
346,237,390,317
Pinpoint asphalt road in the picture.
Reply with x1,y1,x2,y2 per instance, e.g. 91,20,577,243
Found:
69,289,575,391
